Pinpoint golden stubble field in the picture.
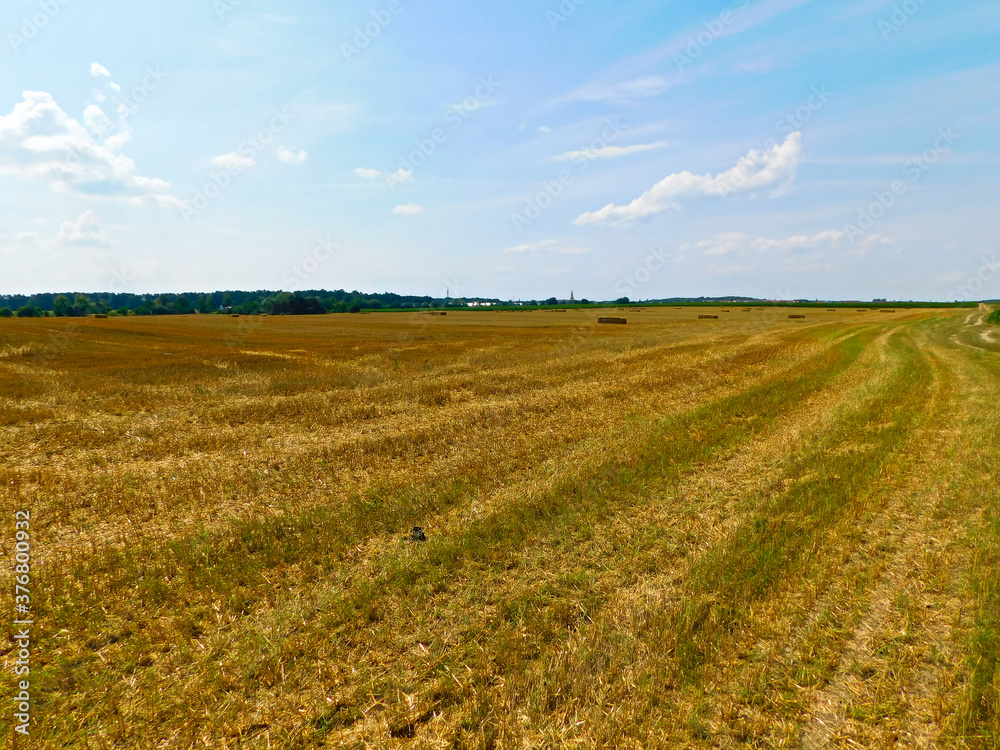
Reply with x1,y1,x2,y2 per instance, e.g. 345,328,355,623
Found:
1,305,998,748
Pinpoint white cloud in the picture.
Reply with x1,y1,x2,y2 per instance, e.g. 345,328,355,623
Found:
90,62,111,78
210,152,256,170
575,132,803,225
679,229,892,275
562,75,684,105
683,230,846,258
0,90,179,206
393,203,423,215
355,166,413,183
537,126,552,134
277,146,308,164
554,140,670,162
54,211,109,246
83,105,112,136
503,239,589,255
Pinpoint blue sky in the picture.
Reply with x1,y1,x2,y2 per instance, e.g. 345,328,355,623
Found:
0,0,997,300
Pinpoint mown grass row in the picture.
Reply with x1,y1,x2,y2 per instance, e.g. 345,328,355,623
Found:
671,329,934,678
493,326,935,747
947,339,1000,747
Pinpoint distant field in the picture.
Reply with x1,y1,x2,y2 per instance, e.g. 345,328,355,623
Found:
1,306,998,748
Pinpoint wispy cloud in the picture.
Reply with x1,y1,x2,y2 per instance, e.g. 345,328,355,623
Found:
210,152,257,170
575,132,803,225
277,146,308,164
548,0,817,107
504,239,589,254
684,229,893,275
355,166,413,182
393,203,423,215
553,140,671,162
54,211,110,246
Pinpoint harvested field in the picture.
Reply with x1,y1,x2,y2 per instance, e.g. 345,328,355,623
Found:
1,307,998,748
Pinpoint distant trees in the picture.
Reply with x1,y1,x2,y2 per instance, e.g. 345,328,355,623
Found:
16,305,41,318
53,295,72,317
0,307,12,317
266,293,325,316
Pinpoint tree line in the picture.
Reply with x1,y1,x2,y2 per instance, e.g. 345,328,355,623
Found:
0,290,500,318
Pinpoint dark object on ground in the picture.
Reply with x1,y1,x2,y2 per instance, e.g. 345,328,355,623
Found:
699,315,719,320
598,317,627,325
789,314,806,319
410,527,427,542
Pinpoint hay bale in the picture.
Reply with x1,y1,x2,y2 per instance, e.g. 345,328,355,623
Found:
788,314,806,319
879,309,896,313
91,313,108,319
598,317,627,325
230,314,240,318
698,314,719,320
